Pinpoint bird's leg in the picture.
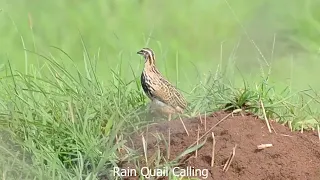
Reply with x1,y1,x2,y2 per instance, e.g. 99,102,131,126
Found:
168,113,172,121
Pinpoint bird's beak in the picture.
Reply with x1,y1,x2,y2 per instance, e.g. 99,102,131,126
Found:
137,50,143,55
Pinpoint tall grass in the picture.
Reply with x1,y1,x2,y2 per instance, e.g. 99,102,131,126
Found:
0,0,319,90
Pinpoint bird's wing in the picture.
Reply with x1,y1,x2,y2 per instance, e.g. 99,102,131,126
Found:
151,77,187,111
169,86,188,109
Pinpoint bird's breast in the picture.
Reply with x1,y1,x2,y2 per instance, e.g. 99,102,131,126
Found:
141,72,155,99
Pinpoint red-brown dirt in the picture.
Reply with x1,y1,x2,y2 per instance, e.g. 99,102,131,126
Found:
121,111,320,180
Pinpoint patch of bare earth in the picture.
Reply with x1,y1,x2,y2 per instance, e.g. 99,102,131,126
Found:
122,111,320,180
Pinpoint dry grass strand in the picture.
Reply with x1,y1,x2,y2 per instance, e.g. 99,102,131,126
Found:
211,132,216,167
223,144,237,172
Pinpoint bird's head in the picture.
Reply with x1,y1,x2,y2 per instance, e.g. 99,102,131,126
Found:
137,48,155,65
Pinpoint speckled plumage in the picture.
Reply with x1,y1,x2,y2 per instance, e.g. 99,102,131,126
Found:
137,48,187,119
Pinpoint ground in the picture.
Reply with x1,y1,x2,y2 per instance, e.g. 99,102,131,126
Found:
121,111,320,180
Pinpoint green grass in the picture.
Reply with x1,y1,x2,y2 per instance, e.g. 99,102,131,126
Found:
0,0,320,179
0,0,319,91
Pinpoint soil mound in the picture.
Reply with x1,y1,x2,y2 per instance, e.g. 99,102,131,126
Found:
123,111,320,180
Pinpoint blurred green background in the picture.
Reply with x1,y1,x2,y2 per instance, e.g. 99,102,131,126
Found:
0,0,319,92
